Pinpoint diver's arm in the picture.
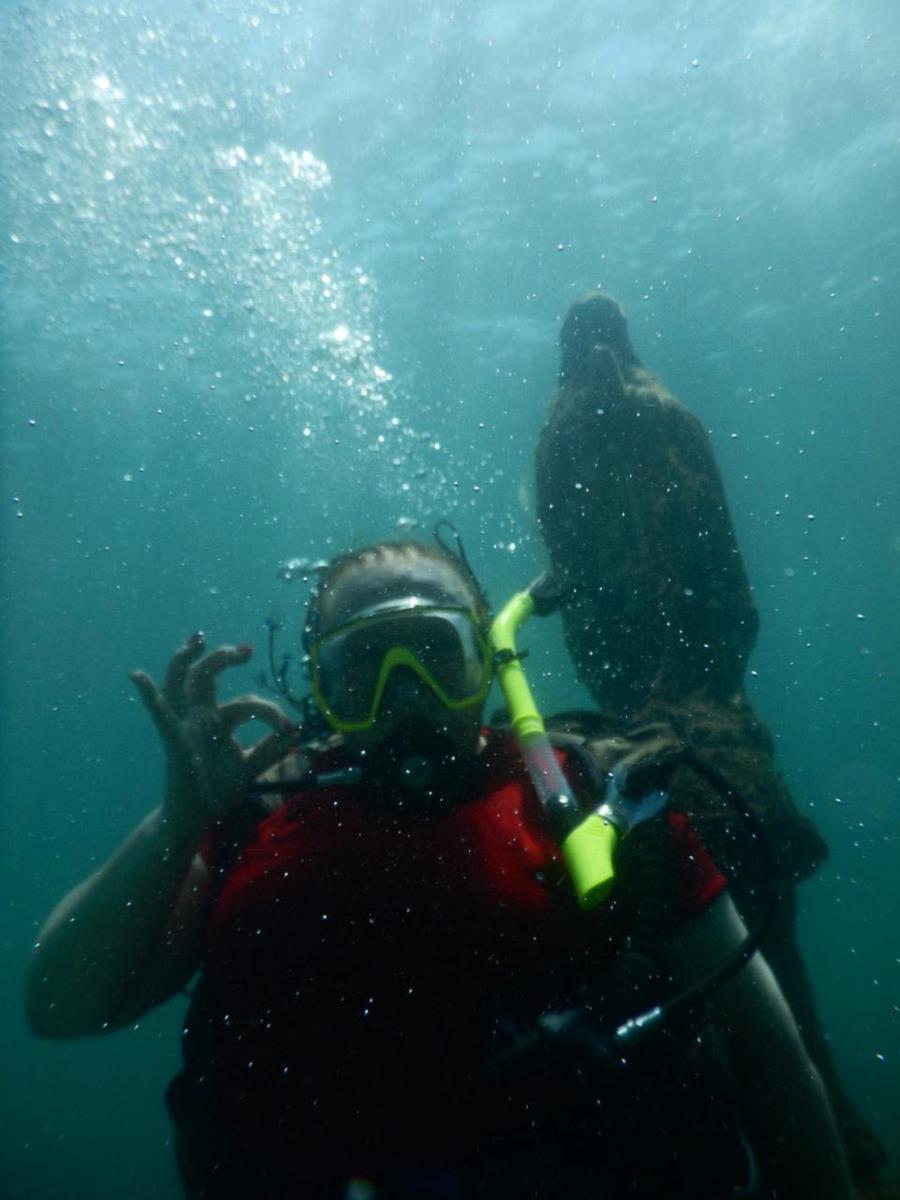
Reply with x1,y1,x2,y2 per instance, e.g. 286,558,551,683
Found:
720,950,856,1199
26,807,212,1038
26,635,294,1039
667,894,856,1200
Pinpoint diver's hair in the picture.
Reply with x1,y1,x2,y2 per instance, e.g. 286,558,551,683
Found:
307,538,490,637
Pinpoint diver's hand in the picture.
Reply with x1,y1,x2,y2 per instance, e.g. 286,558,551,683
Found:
129,633,295,828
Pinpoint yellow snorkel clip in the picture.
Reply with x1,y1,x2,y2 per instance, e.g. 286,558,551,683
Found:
490,578,618,909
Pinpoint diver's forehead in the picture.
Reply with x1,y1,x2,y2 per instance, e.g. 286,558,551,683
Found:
319,557,473,631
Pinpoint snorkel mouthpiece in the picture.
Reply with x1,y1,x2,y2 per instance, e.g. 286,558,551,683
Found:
490,581,617,908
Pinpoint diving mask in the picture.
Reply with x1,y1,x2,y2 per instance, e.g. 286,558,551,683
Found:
307,598,492,733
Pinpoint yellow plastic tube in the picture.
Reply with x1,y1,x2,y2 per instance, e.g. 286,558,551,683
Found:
490,591,617,908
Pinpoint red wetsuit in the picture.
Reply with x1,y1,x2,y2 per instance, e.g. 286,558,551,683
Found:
168,731,729,1195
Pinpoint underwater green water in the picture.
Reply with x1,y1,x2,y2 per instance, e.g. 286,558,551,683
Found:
1,1,898,1195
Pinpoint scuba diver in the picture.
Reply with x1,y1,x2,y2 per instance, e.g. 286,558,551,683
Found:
535,290,889,1195
26,532,856,1199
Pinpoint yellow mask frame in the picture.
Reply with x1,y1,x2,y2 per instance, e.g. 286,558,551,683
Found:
307,602,493,733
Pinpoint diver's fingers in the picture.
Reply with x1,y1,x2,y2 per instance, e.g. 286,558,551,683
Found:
243,726,298,782
219,695,294,737
162,634,206,712
185,645,253,708
220,695,296,782
130,670,179,749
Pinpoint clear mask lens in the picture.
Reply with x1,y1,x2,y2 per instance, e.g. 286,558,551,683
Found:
312,607,489,729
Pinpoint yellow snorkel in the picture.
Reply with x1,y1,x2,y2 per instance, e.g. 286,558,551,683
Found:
490,578,618,909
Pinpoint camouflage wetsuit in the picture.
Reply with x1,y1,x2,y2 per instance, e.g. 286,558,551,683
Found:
535,292,885,1191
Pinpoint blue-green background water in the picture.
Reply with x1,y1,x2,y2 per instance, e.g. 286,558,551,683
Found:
1,1,898,1195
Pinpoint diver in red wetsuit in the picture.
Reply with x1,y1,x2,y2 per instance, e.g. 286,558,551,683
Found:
27,537,855,1199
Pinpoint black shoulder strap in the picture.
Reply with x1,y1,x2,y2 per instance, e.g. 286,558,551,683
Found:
206,744,324,903
206,796,272,904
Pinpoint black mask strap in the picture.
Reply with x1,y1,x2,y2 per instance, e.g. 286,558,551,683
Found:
433,520,490,621
433,519,470,570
